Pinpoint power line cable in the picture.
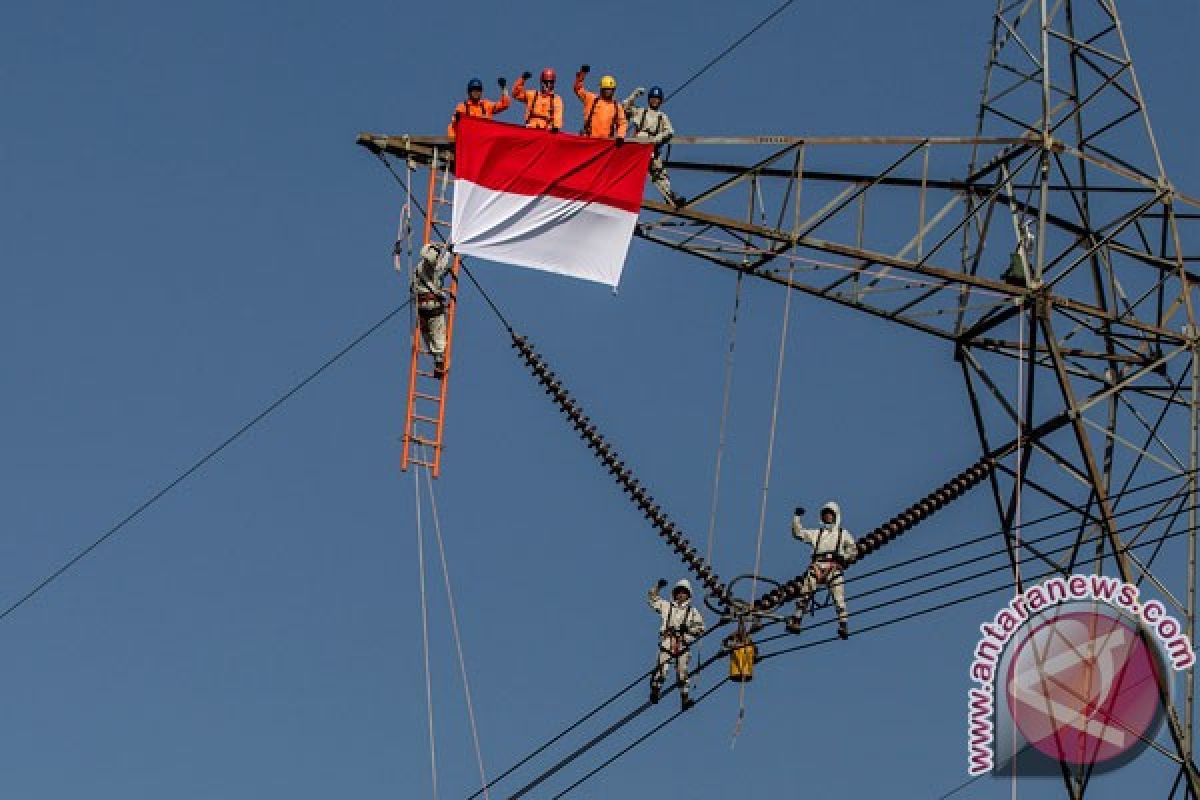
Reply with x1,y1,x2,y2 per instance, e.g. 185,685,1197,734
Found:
549,519,1200,800
494,507,1198,800
548,679,731,800
497,621,732,800
666,0,801,102
464,670,649,800
758,516,1200,661
843,467,1196,588
840,488,1195,605
465,463,1195,798
0,302,409,625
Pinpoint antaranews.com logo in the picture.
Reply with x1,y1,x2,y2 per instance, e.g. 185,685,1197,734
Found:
967,574,1195,776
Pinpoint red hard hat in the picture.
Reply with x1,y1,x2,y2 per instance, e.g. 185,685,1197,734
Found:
540,67,556,82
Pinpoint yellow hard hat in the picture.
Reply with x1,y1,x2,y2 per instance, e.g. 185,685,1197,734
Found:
600,75,617,89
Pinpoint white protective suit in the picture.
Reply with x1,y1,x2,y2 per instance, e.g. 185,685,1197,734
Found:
410,243,453,368
791,501,858,626
622,88,677,204
647,579,705,694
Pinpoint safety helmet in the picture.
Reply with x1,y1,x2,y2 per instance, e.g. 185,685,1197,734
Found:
599,74,617,89
672,579,693,599
648,86,664,100
540,67,556,82
467,77,483,92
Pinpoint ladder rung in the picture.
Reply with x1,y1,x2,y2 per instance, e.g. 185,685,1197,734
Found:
415,370,446,379
409,436,441,447
414,391,442,402
413,414,439,424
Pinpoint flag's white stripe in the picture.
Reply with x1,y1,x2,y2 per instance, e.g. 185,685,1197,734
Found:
451,178,637,288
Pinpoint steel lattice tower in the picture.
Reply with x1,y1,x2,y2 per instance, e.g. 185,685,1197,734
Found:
360,1,1198,795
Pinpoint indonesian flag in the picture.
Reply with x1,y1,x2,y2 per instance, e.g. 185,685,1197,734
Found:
451,116,652,288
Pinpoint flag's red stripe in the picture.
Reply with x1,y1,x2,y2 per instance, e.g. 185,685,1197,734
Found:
455,116,652,214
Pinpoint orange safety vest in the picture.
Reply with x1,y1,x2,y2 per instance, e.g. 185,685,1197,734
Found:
447,96,511,138
579,92,627,138
512,76,563,130
524,91,562,129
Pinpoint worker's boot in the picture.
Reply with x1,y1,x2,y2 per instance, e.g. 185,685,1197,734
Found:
649,682,661,704
680,691,695,711
672,192,687,209
785,614,804,634
433,356,446,378
838,621,850,640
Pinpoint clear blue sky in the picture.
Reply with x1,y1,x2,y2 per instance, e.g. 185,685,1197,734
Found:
2,2,1197,798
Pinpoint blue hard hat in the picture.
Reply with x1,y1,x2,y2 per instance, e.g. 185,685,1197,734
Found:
648,86,664,100
467,78,483,92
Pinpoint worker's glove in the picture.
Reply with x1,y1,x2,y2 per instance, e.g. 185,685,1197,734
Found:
614,136,625,147
580,64,591,74
656,578,668,590
794,506,806,517
497,76,507,89
392,241,404,256
521,71,532,81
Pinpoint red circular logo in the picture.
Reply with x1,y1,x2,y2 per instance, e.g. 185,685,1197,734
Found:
1005,609,1164,767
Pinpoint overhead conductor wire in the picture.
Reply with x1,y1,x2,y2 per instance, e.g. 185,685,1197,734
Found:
665,0,800,102
472,476,1194,800
0,300,409,625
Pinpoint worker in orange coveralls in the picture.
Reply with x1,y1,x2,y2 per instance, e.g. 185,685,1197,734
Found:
574,64,627,141
511,68,564,131
447,77,511,139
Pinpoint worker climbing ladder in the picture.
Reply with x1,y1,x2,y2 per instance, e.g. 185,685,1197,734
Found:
401,148,461,478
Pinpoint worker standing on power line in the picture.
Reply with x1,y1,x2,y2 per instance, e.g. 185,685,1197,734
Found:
447,77,511,139
511,68,563,131
623,85,683,207
647,578,705,710
574,65,627,140
410,242,453,377
787,502,857,639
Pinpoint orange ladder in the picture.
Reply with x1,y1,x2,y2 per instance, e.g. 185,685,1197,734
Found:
401,148,460,478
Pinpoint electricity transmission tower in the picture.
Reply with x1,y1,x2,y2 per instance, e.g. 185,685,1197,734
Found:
360,2,1198,795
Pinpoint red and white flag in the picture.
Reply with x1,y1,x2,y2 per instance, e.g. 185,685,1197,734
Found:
451,116,652,288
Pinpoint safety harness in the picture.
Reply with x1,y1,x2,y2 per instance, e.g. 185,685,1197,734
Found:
660,602,698,659
800,527,849,614
452,100,488,134
633,106,665,138
413,250,449,316
581,93,622,137
457,99,489,121
524,88,559,128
